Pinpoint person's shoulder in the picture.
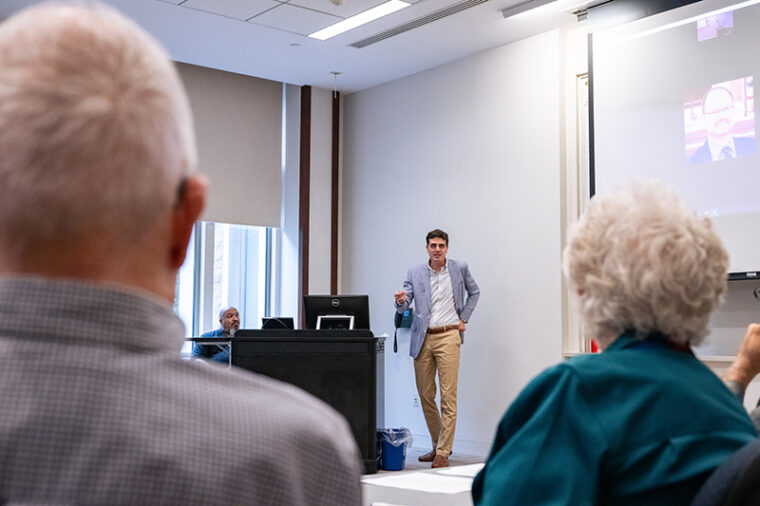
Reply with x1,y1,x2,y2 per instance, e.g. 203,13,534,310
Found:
448,259,470,271
688,141,710,165
736,135,756,153
409,262,428,274
532,359,583,384
205,362,326,406
219,368,362,478
555,343,686,384
183,362,352,436
504,361,585,413
199,328,222,338
159,361,362,502
512,356,623,414
536,353,612,387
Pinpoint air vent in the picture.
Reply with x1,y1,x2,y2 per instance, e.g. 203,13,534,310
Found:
350,0,489,48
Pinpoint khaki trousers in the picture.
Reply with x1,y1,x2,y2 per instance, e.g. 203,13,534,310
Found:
413,328,460,457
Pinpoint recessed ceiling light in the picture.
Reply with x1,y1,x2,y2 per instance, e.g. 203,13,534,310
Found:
309,0,411,41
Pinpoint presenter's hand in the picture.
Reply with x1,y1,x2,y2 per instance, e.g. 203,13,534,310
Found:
394,290,407,305
459,319,466,332
725,323,760,388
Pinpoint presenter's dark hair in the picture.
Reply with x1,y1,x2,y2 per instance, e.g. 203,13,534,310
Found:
426,229,449,246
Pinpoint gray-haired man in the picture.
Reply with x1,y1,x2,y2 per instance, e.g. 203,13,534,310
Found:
0,4,361,504
192,306,240,362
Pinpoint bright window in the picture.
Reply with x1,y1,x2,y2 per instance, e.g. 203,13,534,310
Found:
176,221,270,354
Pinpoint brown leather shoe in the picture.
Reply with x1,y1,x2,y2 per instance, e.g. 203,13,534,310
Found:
431,454,449,468
418,449,436,462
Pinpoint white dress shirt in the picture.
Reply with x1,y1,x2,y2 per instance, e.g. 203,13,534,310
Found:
428,262,460,327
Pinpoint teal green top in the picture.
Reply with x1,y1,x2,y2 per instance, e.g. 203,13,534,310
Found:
472,333,757,505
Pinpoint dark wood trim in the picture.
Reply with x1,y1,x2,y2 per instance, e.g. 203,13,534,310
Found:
298,85,311,328
331,92,340,295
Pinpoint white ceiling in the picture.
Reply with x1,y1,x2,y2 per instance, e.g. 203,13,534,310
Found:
0,0,588,93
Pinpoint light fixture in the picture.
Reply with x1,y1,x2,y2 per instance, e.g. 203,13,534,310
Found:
501,0,557,19
309,0,411,41
330,71,342,98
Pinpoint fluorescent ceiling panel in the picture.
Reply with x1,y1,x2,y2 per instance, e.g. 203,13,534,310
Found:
309,0,411,40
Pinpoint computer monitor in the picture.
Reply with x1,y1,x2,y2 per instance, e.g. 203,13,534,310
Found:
261,317,295,330
303,295,370,330
316,314,354,330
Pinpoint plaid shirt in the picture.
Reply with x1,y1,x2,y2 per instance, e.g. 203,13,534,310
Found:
0,276,362,505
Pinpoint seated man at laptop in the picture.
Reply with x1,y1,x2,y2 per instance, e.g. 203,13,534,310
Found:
192,306,239,363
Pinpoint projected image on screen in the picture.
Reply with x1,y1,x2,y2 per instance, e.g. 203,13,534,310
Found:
697,11,733,41
684,77,756,165
592,0,760,274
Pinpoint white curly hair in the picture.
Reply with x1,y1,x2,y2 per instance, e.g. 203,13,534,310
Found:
562,180,728,348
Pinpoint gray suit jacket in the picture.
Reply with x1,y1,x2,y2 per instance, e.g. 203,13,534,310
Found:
395,258,480,358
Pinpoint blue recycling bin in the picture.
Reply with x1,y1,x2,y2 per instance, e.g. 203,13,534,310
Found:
378,428,413,471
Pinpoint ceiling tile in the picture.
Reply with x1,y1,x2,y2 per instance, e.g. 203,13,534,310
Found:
182,0,280,20
248,3,342,36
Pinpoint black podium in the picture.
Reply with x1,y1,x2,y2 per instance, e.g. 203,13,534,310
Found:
231,329,383,474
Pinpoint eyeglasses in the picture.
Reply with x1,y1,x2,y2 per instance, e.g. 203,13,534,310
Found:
704,104,734,115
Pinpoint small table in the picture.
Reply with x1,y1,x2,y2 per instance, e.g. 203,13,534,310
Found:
186,337,232,368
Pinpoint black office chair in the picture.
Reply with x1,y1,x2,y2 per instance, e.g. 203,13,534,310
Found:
691,438,760,506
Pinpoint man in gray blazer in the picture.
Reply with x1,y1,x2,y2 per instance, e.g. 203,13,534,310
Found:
394,229,480,468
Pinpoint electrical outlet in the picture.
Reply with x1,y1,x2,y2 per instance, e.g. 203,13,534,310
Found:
413,395,420,407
